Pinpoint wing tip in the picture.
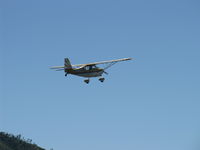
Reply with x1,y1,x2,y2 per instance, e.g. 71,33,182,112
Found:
123,57,133,61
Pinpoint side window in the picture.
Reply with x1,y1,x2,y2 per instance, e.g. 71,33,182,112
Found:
85,65,94,70
85,66,90,70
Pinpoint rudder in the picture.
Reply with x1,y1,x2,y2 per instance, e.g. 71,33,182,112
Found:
64,58,72,69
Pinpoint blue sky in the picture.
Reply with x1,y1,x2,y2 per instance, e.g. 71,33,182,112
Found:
1,0,200,150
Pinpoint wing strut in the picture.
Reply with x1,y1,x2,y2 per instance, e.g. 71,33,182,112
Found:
103,62,118,70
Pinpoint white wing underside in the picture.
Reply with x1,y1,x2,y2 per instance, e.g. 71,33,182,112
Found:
50,58,132,70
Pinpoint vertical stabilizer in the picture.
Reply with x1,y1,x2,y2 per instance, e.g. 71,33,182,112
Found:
64,58,72,69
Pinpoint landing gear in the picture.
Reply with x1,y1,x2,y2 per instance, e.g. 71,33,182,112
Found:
84,78,105,84
99,78,105,82
84,79,90,84
65,73,68,76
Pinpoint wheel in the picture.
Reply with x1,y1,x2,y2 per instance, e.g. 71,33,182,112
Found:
84,79,90,84
99,78,105,82
65,73,67,76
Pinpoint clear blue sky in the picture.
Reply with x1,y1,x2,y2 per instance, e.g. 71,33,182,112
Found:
1,0,200,150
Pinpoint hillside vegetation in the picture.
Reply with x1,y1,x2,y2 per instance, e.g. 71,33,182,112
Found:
0,132,46,150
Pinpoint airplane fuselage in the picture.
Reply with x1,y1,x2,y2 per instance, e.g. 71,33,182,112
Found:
66,68,104,78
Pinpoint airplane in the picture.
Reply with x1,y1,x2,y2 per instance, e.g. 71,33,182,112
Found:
50,57,132,84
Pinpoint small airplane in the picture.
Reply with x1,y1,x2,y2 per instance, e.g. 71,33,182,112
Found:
50,57,132,83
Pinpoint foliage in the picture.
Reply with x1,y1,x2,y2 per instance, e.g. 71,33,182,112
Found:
0,132,45,150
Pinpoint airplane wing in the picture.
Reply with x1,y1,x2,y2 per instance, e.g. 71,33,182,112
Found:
50,66,65,69
50,58,132,71
72,58,132,67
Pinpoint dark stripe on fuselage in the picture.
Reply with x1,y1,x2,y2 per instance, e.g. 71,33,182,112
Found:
66,68,104,77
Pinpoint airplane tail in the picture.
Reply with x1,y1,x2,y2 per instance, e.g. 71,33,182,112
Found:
64,58,72,69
